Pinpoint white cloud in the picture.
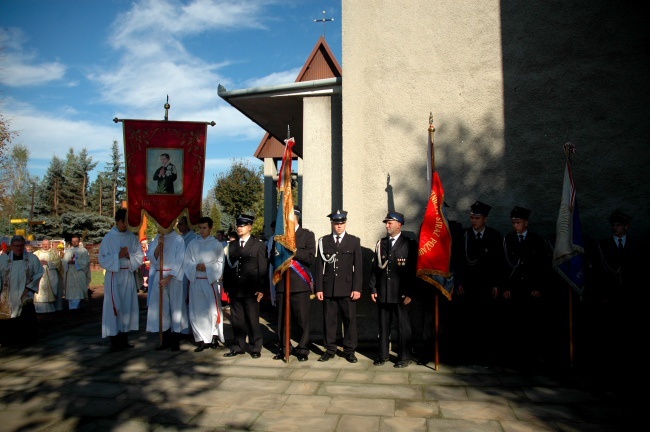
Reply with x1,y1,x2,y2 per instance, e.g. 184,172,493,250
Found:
0,27,66,87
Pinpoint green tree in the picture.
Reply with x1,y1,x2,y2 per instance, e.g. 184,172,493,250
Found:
88,141,125,216
213,159,264,236
60,212,114,245
0,111,18,210
36,155,66,216
76,147,98,211
0,144,33,219
202,187,224,232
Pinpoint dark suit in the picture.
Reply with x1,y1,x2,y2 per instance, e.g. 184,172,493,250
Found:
590,234,644,359
223,237,267,354
454,226,503,363
152,163,177,194
314,233,363,356
501,231,551,363
369,234,418,361
274,226,316,356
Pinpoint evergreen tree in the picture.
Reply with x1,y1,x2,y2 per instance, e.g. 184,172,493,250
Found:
36,155,66,216
77,147,98,211
88,141,124,216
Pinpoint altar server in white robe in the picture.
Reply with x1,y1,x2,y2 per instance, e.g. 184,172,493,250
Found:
99,209,144,351
146,226,187,351
184,217,225,351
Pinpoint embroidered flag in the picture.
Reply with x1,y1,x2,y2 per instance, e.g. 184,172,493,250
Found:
122,120,207,233
552,143,586,296
272,137,297,284
416,122,454,300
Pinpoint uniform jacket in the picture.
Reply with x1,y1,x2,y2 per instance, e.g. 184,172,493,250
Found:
223,237,268,298
457,226,503,292
274,226,316,294
369,235,418,303
592,235,643,297
502,231,550,298
314,233,363,297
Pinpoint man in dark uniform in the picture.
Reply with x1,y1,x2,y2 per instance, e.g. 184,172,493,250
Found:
153,153,177,194
369,211,418,368
501,206,551,366
222,213,267,358
273,206,316,362
590,210,643,363
454,200,503,364
314,210,363,363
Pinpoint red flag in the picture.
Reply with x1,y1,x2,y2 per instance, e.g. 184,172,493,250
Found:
416,170,454,299
272,138,297,284
416,119,453,300
122,120,207,232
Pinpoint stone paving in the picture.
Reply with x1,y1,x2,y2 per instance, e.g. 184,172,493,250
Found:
0,308,626,431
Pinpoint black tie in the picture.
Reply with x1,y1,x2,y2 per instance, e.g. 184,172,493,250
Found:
388,237,394,253
618,238,623,251
335,236,340,247
519,234,524,243
240,240,244,248
476,232,482,240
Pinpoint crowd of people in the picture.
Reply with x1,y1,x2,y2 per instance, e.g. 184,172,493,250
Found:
1,203,640,371
0,233,92,346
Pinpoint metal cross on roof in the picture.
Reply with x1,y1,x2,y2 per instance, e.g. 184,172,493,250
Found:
314,10,334,38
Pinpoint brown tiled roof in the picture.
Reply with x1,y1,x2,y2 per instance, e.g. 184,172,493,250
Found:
254,36,342,160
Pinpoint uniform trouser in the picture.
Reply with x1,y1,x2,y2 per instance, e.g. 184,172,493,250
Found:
276,291,311,355
377,301,411,361
323,296,357,355
230,296,262,354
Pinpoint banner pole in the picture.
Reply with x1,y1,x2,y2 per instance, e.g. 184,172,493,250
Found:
434,292,440,370
159,234,165,344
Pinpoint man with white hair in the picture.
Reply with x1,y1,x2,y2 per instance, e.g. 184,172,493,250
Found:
62,235,91,310
0,235,44,345
34,238,63,313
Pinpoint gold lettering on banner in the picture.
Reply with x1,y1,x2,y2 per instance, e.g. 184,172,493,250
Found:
418,215,444,256
557,203,570,235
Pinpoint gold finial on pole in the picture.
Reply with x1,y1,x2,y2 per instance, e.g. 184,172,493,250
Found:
164,95,170,121
429,112,436,172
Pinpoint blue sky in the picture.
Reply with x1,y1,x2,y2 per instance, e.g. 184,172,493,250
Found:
0,0,342,197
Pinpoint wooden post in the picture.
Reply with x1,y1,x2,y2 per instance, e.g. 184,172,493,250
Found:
284,272,291,363
159,234,165,344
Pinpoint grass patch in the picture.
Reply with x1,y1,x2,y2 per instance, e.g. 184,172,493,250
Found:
91,269,105,287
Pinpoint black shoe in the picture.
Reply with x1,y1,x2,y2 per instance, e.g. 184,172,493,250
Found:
170,333,181,351
223,350,244,357
194,342,206,352
273,353,285,360
345,354,358,363
251,352,261,359
297,354,308,362
117,332,134,349
373,357,388,366
155,342,171,351
318,353,334,362
394,359,412,368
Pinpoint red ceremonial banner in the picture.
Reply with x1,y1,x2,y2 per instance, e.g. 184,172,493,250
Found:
416,170,454,300
122,120,207,232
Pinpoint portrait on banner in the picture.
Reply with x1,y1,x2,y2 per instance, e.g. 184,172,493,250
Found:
148,148,184,195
